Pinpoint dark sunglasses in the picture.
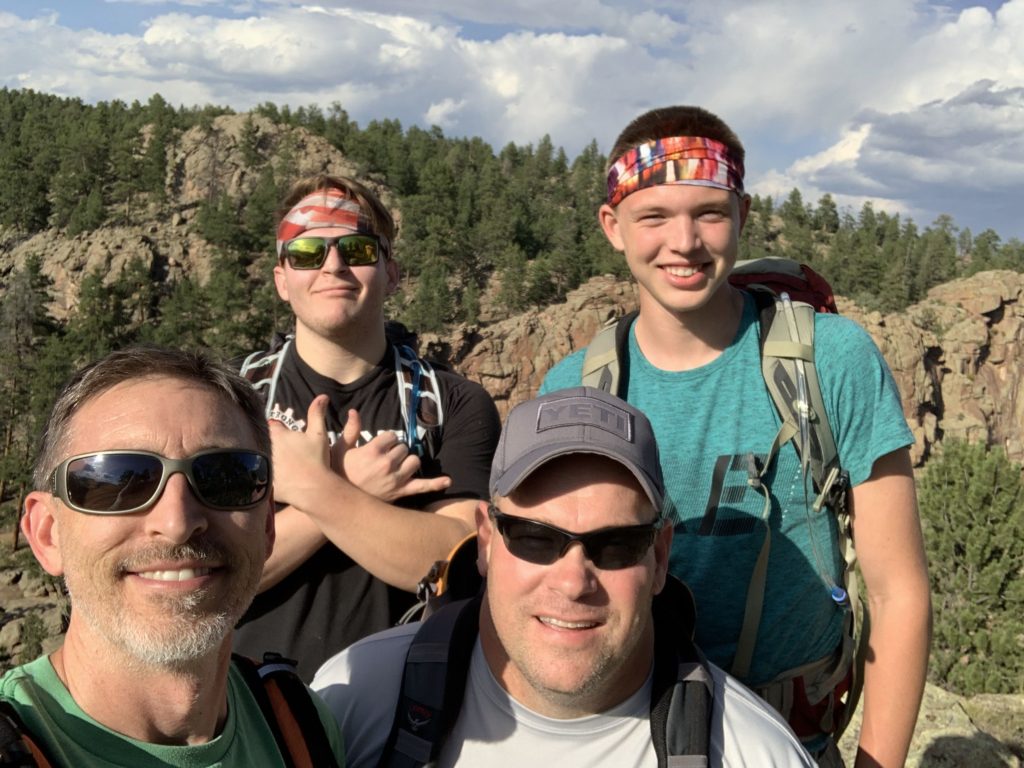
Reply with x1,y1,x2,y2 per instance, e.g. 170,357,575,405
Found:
282,234,382,269
51,449,271,515
488,506,662,570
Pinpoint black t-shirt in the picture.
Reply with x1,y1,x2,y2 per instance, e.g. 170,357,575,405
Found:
233,341,501,680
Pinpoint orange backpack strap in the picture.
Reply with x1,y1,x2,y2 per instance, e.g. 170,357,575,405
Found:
232,654,340,768
0,702,54,768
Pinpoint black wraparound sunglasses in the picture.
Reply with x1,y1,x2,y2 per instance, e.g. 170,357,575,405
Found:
281,233,382,269
51,449,271,515
488,505,662,570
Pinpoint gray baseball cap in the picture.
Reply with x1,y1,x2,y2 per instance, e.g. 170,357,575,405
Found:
489,387,665,512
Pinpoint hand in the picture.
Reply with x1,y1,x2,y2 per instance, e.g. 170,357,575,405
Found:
336,409,452,502
268,395,335,508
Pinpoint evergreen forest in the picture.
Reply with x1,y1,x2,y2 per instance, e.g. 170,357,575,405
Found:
1,87,1023,697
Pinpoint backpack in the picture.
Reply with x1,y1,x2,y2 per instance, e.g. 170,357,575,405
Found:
397,531,481,625
580,257,862,740
378,576,713,768
238,322,445,458
0,654,338,768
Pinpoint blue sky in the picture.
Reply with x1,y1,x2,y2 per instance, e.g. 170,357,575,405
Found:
2,0,1023,241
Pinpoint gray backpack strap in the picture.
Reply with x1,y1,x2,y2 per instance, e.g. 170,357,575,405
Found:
738,290,857,713
239,336,293,419
378,597,482,768
581,311,637,396
755,292,842,509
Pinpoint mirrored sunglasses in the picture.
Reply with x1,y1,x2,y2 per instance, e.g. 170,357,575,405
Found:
282,234,382,269
488,506,661,570
51,449,271,515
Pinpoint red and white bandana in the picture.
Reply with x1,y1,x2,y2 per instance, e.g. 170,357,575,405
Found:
275,188,382,257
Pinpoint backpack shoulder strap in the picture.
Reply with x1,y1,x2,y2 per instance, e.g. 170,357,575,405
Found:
581,310,637,395
749,289,846,512
232,653,340,768
393,344,446,458
239,334,293,420
649,577,713,768
378,595,482,768
733,289,855,690
0,702,53,768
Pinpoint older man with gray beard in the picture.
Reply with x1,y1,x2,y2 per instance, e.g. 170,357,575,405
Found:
0,347,344,768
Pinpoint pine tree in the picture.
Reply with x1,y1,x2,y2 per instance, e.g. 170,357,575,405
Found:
0,256,57,508
917,440,1024,695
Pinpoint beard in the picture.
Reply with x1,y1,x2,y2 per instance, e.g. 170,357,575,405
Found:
64,537,264,670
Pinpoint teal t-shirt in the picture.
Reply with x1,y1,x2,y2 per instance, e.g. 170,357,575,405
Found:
541,294,913,685
0,655,345,767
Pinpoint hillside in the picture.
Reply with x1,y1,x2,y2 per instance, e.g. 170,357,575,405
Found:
2,110,1022,469
2,103,1023,763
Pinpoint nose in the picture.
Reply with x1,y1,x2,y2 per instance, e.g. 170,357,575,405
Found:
670,215,703,254
546,541,598,600
142,472,209,544
320,243,349,273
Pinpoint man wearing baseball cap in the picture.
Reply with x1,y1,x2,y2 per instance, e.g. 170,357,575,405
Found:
312,388,814,767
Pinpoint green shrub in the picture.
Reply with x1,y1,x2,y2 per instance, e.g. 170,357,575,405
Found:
918,439,1024,695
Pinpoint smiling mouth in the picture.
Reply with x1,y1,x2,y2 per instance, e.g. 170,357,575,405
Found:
135,567,213,581
538,616,600,630
663,265,702,277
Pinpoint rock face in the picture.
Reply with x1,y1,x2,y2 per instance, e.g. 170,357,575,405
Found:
841,270,1024,466
838,683,1024,766
429,271,1024,468
3,115,1022,468
422,275,639,413
0,113,373,319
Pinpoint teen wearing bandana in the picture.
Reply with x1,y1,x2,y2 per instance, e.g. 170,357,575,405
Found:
541,107,931,767
233,175,501,681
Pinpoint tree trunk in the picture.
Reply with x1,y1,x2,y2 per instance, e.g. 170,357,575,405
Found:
11,483,24,551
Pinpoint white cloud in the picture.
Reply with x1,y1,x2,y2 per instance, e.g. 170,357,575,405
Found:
424,97,465,128
1,0,1023,236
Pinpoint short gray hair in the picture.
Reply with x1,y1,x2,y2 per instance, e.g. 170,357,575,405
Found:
33,346,270,490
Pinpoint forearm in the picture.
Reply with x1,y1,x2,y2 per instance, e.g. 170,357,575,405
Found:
849,448,933,768
855,586,932,767
258,505,327,592
288,466,476,591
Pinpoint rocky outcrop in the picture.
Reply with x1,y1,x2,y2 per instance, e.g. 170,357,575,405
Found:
840,271,1024,465
168,113,363,207
838,683,1024,766
3,112,1022,467
422,275,638,412
0,113,375,319
429,271,1024,467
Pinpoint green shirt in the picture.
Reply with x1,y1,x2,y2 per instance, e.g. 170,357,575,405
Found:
0,655,345,767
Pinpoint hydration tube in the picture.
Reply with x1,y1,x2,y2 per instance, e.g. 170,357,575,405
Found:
780,293,848,607
406,359,423,452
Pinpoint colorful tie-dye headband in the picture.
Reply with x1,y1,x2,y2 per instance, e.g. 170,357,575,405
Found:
275,188,386,257
606,137,745,207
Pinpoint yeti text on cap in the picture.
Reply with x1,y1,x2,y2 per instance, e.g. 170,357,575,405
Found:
536,398,634,441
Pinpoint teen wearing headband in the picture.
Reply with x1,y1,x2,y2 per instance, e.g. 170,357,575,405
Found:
541,106,930,768
232,175,501,681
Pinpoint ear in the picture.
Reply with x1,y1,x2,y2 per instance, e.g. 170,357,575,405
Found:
273,262,290,302
21,492,65,577
650,521,674,595
598,203,625,252
737,193,752,232
384,257,401,295
475,501,492,578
